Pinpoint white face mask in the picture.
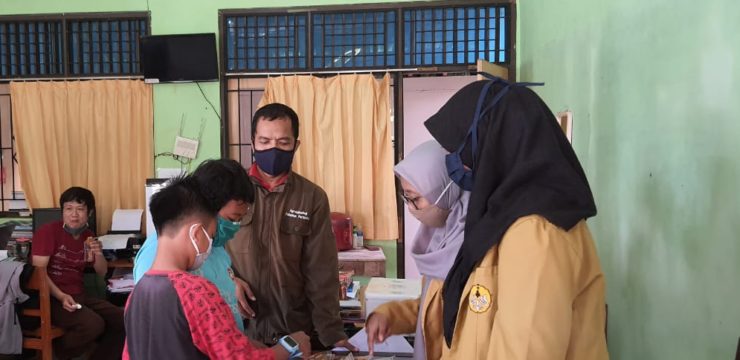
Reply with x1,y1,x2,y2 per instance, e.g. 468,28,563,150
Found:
188,223,213,271
409,181,454,228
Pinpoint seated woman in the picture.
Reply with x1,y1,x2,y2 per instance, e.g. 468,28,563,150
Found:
31,187,124,360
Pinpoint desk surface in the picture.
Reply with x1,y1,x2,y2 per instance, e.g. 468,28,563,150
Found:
108,258,133,268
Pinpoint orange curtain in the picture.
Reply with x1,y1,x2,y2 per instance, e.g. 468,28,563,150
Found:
259,74,398,240
10,80,153,233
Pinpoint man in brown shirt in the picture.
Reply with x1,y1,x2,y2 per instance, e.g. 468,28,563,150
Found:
227,103,355,351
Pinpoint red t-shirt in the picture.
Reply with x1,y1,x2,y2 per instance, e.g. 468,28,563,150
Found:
123,271,274,360
31,220,94,295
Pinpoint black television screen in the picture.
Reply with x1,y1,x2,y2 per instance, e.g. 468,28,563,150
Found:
140,33,218,82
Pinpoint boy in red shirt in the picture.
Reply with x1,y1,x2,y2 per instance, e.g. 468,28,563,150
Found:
123,175,310,360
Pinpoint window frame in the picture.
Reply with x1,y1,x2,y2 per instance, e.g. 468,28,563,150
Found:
0,11,150,210
0,11,151,79
219,0,515,75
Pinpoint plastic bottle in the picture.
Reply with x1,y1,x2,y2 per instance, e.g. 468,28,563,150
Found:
353,224,364,249
84,237,95,263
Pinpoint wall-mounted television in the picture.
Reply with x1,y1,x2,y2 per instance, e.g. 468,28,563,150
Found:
140,33,218,83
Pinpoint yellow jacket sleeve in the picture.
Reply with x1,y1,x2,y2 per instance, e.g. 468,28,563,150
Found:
490,217,579,359
372,297,420,335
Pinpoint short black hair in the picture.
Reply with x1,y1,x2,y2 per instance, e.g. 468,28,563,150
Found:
59,187,95,215
192,159,253,210
251,103,299,140
149,175,218,236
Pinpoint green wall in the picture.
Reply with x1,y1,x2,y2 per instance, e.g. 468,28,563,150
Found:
517,0,740,358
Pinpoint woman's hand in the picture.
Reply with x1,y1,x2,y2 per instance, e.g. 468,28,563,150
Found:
366,313,392,356
58,293,79,312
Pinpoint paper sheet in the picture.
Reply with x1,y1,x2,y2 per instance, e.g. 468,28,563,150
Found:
98,234,134,250
337,248,386,261
111,209,144,232
333,328,413,354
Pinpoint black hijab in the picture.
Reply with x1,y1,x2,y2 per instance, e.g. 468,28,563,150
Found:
424,80,597,346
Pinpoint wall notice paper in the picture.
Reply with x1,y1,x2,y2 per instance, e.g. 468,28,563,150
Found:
111,209,144,232
333,328,413,355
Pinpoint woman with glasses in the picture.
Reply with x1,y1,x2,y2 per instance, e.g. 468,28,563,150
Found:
365,140,468,360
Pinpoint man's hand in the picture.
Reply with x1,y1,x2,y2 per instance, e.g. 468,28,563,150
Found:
233,276,256,318
334,338,358,352
365,313,391,356
58,293,78,312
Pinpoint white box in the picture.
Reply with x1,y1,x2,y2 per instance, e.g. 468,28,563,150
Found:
363,277,421,317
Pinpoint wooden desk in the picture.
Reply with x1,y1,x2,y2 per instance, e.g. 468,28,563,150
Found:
338,248,386,277
107,258,133,268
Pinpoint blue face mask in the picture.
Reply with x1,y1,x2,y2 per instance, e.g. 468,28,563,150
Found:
254,147,295,176
214,216,241,246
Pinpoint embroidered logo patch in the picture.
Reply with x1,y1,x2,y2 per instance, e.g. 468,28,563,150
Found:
468,284,492,313
285,209,310,221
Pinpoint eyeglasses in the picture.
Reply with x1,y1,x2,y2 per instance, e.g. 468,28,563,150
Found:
399,192,420,210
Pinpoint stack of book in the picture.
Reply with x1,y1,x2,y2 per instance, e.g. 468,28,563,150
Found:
10,220,33,240
339,269,362,323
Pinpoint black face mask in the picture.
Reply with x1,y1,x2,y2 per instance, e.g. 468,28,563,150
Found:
253,147,296,176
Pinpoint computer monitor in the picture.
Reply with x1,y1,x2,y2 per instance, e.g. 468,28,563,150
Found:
32,208,62,233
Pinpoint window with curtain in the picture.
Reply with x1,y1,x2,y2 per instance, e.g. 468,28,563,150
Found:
10,80,153,233
0,84,23,211
220,1,515,243
258,74,398,240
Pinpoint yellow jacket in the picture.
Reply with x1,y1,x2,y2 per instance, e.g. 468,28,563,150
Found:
373,277,445,359
374,215,609,359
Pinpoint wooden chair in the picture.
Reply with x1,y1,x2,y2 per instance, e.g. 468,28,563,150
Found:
21,266,65,360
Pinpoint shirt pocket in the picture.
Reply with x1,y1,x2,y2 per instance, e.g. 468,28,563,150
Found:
277,215,310,262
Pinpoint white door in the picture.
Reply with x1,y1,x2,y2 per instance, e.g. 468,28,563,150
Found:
401,75,476,279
